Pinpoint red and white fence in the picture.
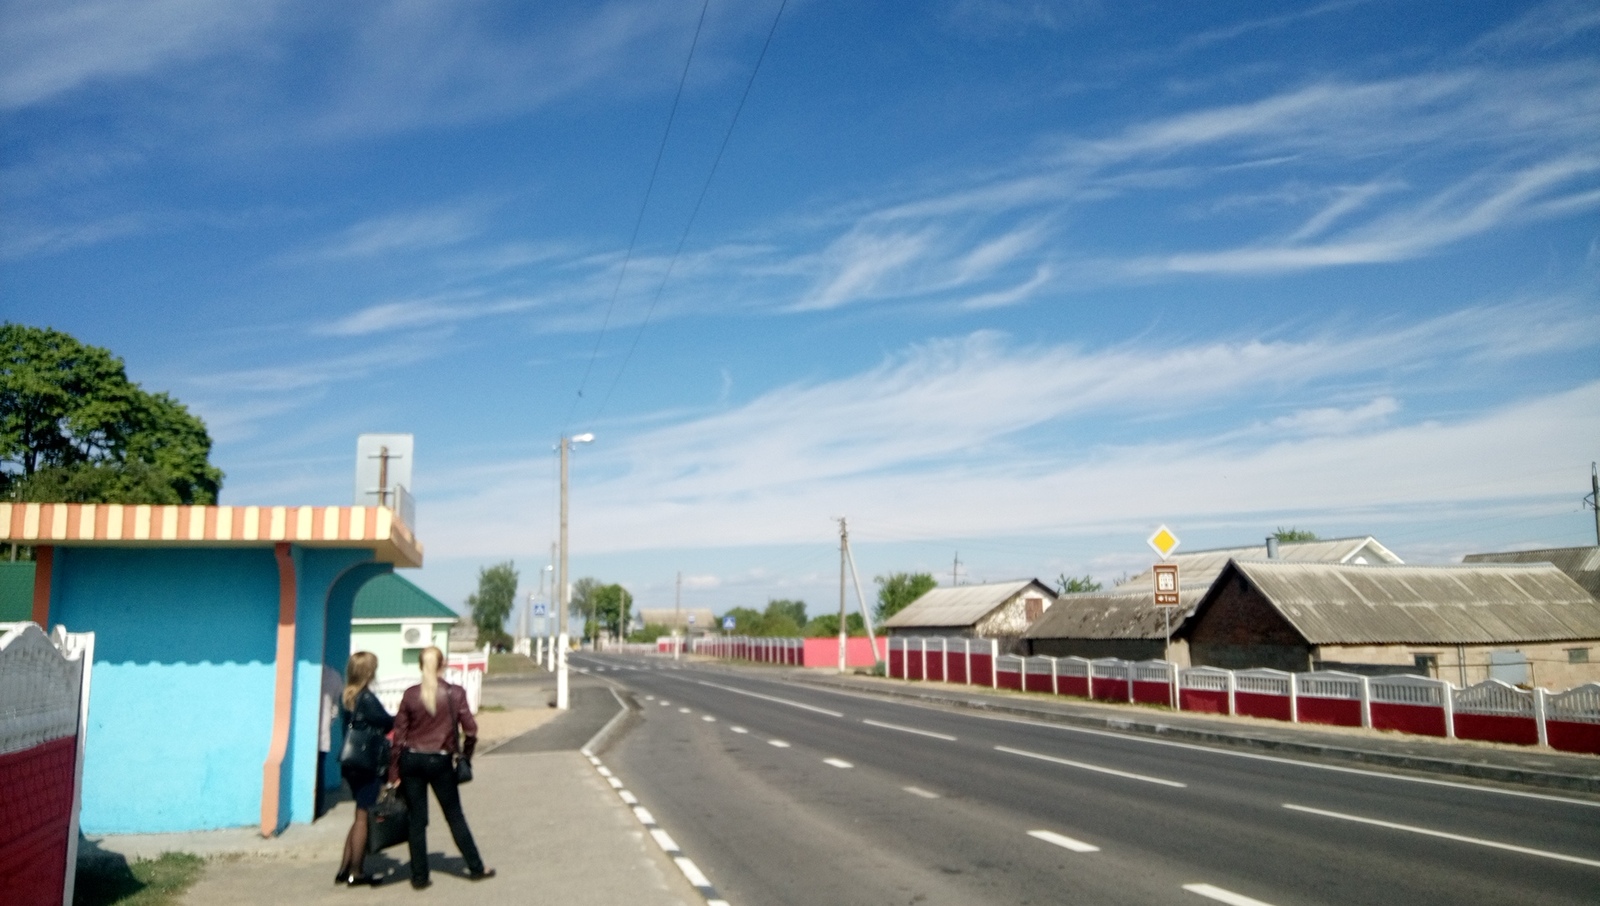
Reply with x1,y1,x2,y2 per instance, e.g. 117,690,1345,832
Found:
370,650,487,715
882,636,1600,756
682,635,887,669
0,622,95,906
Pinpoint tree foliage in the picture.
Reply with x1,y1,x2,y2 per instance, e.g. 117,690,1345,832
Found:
874,572,937,623
468,561,518,649
1273,527,1318,543
765,598,807,628
1056,573,1102,595
804,612,865,638
590,583,634,642
629,622,671,643
1,324,223,503
720,601,807,637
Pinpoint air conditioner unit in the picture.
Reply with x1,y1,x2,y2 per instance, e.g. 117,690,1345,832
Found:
400,622,431,648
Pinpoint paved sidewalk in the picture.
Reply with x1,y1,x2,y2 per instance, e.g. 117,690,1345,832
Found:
83,674,700,906
786,669,1600,796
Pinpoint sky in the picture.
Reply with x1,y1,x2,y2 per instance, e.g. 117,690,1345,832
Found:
3,0,1598,626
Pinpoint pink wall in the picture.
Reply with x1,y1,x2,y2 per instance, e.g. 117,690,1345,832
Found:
801,637,885,668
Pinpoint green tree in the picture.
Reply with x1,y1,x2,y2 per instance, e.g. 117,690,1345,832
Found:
629,622,671,643
468,562,518,650
590,583,634,641
569,577,601,639
874,572,937,623
1056,573,1102,595
764,598,806,628
804,612,865,638
1273,527,1318,543
1,324,222,503
722,606,764,635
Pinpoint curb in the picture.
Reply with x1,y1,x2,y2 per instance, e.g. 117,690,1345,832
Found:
792,676,1600,796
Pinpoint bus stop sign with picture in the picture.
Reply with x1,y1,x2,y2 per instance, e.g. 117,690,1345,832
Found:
1153,563,1180,606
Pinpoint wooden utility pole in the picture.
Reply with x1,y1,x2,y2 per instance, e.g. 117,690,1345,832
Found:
952,551,962,586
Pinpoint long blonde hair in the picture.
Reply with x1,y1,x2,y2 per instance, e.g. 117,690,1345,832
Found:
419,646,444,715
343,651,378,710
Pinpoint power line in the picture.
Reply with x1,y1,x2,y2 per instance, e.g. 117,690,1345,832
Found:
564,0,713,431
593,0,789,420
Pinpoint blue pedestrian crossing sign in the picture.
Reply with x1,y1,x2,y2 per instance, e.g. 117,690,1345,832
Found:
722,616,736,630
533,603,548,617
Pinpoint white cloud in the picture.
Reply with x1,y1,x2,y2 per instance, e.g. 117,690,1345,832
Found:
411,302,1599,559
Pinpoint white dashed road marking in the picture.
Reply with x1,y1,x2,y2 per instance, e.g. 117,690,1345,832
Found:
1183,883,1277,905
1027,829,1100,853
823,758,853,769
903,786,939,799
768,739,791,748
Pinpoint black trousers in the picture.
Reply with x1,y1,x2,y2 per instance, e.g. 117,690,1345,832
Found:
399,751,483,881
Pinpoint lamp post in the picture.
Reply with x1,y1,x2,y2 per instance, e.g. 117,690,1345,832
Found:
556,432,594,710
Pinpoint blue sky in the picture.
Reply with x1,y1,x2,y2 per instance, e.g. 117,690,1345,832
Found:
4,0,1598,623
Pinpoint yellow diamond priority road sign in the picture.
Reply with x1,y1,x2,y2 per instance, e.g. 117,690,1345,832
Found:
1147,525,1180,560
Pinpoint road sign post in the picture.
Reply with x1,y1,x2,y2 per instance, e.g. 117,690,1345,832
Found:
1147,526,1182,663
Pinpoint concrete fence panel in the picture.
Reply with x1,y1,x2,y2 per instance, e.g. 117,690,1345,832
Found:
1130,660,1175,706
1543,683,1600,755
995,655,1024,691
947,639,970,685
1294,671,1364,728
926,638,947,682
1089,658,1131,703
1023,657,1056,694
1368,675,1451,738
970,644,996,688
1056,657,1090,698
1234,668,1294,721
1452,679,1538,746
1178,666,1233,715
0,623,93,906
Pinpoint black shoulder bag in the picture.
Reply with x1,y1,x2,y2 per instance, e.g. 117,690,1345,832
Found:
452,685,473,784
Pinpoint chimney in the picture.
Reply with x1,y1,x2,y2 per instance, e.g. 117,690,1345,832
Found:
1266,536,1280,560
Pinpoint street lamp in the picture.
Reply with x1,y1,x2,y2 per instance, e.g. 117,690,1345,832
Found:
556,432,594,710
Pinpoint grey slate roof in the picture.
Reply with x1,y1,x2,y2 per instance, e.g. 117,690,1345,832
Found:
1221,560,1600,645
882,579,1049,629
1023,582,1210,641
1117,536,1402,590
1462,546,1600,600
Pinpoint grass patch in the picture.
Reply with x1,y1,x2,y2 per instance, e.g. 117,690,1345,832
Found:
487,652,543,675
75,852,204,906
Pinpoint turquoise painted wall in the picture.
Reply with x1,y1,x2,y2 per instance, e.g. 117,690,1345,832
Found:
53,548,279,834
50,546,381,834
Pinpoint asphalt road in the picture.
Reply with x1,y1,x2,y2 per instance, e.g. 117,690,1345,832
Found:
573,653,1600,906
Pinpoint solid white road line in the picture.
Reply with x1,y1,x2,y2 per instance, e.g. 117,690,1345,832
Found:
730,726,748,734
904,786,940,799
863,718,956,741
769,739,791,748
1283,803,1600,868
970,712,1600,809
1027,829,1100,853
824,758,854,769
1182,883,1277,905
996,745,1187,788
696,679,845,716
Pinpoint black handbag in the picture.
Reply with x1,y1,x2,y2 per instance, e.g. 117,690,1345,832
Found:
366,787,409,853
451,686,473,784
340,693,391,772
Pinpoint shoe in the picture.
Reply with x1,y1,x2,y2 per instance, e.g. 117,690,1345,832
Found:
347,874,379,887
467,868,496,881
410,877,431,890
335,871,348,885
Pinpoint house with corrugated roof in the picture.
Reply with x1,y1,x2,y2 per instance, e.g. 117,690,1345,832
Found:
1184,559,1600,687
881,579,1055,652
1025,536,1404,664
1462,545,1600,600
350,573,459,682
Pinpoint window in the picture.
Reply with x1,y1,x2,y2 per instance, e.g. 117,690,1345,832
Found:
1413,654,1438,677
1568,647,1591,665
1024,597,1045,623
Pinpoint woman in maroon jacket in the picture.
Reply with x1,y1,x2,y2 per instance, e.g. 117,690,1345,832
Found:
387,646,495,889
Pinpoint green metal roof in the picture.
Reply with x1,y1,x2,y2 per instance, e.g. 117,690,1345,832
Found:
352,573,459,622
0,561,33,622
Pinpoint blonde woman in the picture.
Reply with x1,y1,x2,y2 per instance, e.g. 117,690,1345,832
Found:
336,651,392,886
387,646,493,889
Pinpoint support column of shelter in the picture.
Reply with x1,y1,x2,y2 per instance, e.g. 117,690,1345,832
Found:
261,542,298,837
